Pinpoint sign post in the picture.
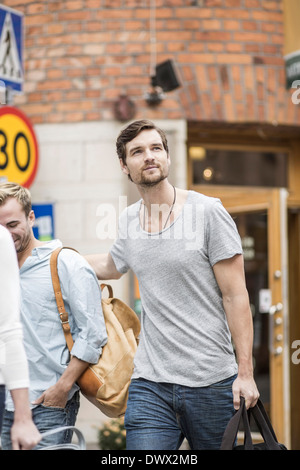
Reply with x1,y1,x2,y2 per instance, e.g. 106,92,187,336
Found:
0,106,39,188
0,5,24,103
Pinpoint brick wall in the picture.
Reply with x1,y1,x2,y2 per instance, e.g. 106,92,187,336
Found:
2,0,299,126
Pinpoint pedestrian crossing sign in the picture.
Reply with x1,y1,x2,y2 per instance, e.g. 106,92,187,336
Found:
0,5,23,94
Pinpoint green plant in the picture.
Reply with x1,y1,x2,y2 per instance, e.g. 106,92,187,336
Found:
98,417,126,450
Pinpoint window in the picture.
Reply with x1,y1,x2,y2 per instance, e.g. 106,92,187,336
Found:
189,147,288,188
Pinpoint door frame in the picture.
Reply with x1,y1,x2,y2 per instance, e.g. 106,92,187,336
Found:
190,184,290,448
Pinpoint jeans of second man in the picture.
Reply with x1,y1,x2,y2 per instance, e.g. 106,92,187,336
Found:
124,375,236,450
0,391,80,450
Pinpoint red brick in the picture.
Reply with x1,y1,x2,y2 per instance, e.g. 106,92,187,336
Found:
216,54,252,64
65,112,85,122
47,69,64,79
226,43,243,53
202,19,222,30
252,11,282,22
196,65,209,90
242,21,258,31
64,0,84,10
175,8,213,18
56,101,93,112
25,14,55,25
177,53,215,64
207,65,218,83
182,20,201,30
166,20,182,30
195,31,231,41
58,11,91,21
1,0,297,125
207,42,225,52
223,20,240,30
37,80,73,91
231,65,241,82
206,42,224,52
244,66,255,90
233,32,269,43
26,3,45,14
20,103,53,115
47,24,65,35
46,91,64,102
215,9,250,19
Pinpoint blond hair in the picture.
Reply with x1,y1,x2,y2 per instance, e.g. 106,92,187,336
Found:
0,182,32,217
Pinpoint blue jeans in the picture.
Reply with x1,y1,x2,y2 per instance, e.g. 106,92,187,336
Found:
125,376,236,450
1,391,80,450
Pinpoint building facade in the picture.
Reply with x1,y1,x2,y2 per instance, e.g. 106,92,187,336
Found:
1,0,300,448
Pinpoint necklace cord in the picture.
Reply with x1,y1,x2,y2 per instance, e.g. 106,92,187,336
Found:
143,185,176,231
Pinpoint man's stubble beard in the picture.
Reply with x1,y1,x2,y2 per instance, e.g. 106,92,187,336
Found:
15,227,32,254
129,165,169,188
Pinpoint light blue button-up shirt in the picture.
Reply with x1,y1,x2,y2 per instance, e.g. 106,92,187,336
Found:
6,239,107,411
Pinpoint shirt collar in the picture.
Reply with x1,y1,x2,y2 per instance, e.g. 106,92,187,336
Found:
31,239,62,260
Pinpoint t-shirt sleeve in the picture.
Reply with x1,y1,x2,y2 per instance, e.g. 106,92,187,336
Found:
110,208,131,274
206,199,243,266
110,237,130,274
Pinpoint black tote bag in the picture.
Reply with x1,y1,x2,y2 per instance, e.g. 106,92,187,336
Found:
221,397,287,450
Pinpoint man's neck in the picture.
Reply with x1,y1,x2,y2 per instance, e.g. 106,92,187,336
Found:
138,180,174,211
17,238,45,268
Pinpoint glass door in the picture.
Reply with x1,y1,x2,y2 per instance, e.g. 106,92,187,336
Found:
196,186,290,447
233,211,270,411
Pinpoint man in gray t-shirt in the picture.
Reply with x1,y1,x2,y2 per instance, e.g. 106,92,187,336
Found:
86,120,259,450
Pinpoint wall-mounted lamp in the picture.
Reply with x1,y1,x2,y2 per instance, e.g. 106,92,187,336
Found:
145,59,181,107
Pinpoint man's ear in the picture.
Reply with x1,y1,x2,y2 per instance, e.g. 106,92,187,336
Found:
167,152,171,168
28,209,35,228
119,158,129,176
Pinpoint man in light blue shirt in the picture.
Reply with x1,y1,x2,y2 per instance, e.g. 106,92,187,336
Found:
0,183,107,449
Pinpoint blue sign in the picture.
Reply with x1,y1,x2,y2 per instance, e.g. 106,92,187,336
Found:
0,5,24,93
32,203,55,241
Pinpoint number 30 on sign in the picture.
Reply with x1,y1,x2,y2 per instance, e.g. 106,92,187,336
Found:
0,107,39,188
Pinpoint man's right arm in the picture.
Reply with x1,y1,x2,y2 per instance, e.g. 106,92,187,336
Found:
85,252,122,280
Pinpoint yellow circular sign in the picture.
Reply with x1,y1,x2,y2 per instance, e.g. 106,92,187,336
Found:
0,106,39,188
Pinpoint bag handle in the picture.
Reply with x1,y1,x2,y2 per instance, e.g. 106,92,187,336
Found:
221,397,283,450
101,283,113,298
249,399,282,449
49,247,77,352
220,397,253,450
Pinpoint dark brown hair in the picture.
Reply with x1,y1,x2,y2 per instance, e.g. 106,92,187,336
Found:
116,119,169,165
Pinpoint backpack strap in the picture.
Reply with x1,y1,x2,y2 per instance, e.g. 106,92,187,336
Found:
100,283,113,298
49,247,77,352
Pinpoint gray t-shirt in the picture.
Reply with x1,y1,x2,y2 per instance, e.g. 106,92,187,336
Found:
110,190,242,387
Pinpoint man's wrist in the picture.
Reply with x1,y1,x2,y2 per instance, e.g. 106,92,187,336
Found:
237,360,254,378
55,376,74,394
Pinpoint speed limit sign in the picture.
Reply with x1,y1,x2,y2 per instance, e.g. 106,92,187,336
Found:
0,106,39,188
